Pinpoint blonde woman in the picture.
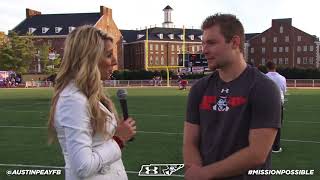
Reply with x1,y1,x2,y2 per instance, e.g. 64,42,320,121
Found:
48,25,136,180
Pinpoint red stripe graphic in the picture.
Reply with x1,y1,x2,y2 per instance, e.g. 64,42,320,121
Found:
199,96,217,110
228,97,247,107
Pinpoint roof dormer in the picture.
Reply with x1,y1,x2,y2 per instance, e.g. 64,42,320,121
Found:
55,27,62,34
68,26,75,33
42,27,49,34
28,27,36,34
178,34,184,40
188,34,194,40
137,34,144,39
157,33,163,39
168,34,174,40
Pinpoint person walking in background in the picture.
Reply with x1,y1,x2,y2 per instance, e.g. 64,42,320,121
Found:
266,61,287,153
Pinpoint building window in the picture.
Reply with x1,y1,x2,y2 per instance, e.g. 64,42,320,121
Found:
280,26,283,33
161,56,164,65
149,56,153,65
279,58,283,64
285,46,289,52
192,46,195,52
171,45,175,51
303,57,308,64
197,45,201,52
309,57,314,64
155,44,159,51
171,56,175,65
297,46,301,52
285,36,289,42
285,58,289,64
250,47,254,53
261,47,265,54
279,47,283,52
160,44,164,51
250,59,254,63
262,37,266,43
262,58,265,65
273,37,277,43
297,36,301,41
155,56,159,65
48,40,52,46
273,47,277,53
297,57,301,64
273,58,277,64
310,46,314,51
303,46,307,52
150,44,153,51
177,57,179,65
189,35,194,40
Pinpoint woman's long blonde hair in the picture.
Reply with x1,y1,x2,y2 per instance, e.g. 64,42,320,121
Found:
48,25,118,144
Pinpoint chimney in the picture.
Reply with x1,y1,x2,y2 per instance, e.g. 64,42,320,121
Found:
100,6,112,18
26,8,41,18
272,18,292,27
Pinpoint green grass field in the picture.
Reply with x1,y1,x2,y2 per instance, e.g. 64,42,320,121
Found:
0,87,319,180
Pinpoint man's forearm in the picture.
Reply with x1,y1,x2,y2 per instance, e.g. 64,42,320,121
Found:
183,144,202,168
203,147,265,179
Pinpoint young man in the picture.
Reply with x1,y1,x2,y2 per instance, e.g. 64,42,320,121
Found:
265,61,287,153
183,14,281,180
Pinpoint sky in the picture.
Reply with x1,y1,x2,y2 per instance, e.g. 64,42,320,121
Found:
0,0,319,37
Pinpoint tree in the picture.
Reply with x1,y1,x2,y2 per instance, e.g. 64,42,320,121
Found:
0,31,35,74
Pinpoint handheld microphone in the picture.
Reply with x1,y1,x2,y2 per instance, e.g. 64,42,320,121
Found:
116,89,134,141
116,89,128,120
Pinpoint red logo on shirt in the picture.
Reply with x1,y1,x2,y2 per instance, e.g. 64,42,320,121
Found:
199,95,247,111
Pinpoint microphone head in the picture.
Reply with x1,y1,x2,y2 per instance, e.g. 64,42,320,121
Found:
116,89,128,100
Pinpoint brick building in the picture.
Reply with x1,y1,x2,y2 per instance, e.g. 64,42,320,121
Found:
121,6,320,72
121,6,203,71
246,18,320,69
12,6,123,73
11,5,320,74
121,27,203,70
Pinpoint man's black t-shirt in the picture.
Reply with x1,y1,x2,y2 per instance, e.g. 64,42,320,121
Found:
186,65,281,180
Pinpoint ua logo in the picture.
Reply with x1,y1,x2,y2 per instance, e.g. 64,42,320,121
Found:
139,164,184,176
213,96,229,112
221,88,229,94
145,166,159,175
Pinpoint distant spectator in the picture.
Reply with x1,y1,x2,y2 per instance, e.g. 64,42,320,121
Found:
266,61,287,153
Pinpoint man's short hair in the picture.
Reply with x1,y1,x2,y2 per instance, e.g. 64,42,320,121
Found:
266,61,276,70
201,13,245,53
